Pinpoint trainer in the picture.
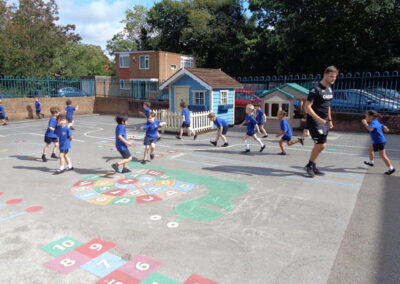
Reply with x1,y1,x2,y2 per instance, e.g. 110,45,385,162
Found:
304,66,338,177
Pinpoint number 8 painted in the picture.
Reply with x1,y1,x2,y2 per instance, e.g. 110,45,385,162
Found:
60,258,76,267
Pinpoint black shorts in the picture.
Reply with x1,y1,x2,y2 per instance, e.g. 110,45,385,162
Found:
0,115,5,119
59,149,69,154
44,136,58,144
118,149,131,159
308,123,329,144
282,136,291,142
246,131,256,136
67,117,73,123
36,110,41,114
181,123,190,128
144,136,158,146
373,142,386,152
220,126,228,135
257,122,264,127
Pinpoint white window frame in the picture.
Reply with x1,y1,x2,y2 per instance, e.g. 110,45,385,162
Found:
120,80,130,90
193,90,206,105
139,55,149,70
170,64,177,70
180,56,194,68
220,90,228,105
119,53,130,68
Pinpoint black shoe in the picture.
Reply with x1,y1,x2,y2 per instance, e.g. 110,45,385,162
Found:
54,168,65,174
278,152,286,155
263,135,268,138
111,163,119,172
260,145,266,152
313,168,325,176
70,126,75,130
385,168,395,175
2,123,7,126
245,149,250,153
305,165,315,178
157,137,161,141
150,154,155,160
42,155,47,162
51,153,58,159
221,143,229,147
210,141,217,146
298,138,304,146
121,168,131,173
176,136,182,139
193,134,197,140
364,161,374,167
67,166,74,171
141,160,146,164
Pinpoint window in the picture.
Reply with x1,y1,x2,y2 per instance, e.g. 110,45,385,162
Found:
194,91,205,105
139,55,149,69
271,103,279,117
170,64,177,70
180,56,194,68
220,90,228,105
120,80,130,90
119,54,130,68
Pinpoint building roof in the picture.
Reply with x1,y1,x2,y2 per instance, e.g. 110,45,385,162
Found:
260,83,309,98
159,68,243,90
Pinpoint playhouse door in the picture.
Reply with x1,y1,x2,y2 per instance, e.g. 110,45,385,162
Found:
174,86,189,112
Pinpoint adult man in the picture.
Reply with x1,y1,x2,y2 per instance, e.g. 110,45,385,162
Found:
304,66,338,177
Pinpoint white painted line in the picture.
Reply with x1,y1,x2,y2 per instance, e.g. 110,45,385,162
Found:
169,153,185,159
73,139,85,142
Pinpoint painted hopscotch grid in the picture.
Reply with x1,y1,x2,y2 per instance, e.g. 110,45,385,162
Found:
41,235,218,283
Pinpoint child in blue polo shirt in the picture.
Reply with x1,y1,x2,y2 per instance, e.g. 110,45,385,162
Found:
42,107,60,162
140,111,166,164
362,110,395,175
176,101,197,140
139,101,151,119
255,104,268,138
65,100,79,130
0,99,8,125
239,104,265,153
54,114,73,174
208,112,229,147
35,97,44,119
111,113,135,173
276,110,304,155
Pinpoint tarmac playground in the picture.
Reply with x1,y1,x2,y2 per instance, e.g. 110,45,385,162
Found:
0,114,399,284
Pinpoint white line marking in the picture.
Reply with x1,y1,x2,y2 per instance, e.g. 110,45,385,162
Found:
169,153,185,159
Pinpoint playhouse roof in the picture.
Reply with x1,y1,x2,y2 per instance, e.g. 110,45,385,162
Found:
260,83,309,98
159,68,243,90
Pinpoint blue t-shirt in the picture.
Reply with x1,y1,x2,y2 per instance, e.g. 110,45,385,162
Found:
65,106,76,118
369,119,386,144
280,119,292,139
55,126,72,150
0,105,5,118
144,119,161,138
214,117,228,128
182,109,190,125
35,101,41,111
45,117,58,138
245,114,258,134
256,109,264,123
144,108,151,118
115,124,128,151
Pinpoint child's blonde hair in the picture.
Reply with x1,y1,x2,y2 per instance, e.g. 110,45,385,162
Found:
148,111,156,118
246,104,255,116
208,112,216,119
278,110,287,117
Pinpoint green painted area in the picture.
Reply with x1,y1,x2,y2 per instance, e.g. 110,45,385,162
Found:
327,148,337,152
41,236,83,257
140,272,182,284
128,162,249,222
82,174,102,181
352,133,363,136
94,185,115,194
110,196,136,205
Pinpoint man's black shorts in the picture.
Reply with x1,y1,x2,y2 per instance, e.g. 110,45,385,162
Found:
308,122,329,144
119,149,131,159
44,136,58,144
373,142,386,152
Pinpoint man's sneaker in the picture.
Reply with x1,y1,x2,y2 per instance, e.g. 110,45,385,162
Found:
210,141,217,146
298,138,304,146
42,155,47,162
245,149,250,153
176,136,182,139
313,168,325,176
305,165,315,178
141,160,147,164
51,153,58,159
111,163,119,172
54,169,65,175
385,168,395,175
70,126,75,130
121,168,131,173
221,143,229,147
193,134,197,140
278,152,286,155
260,145,266,152
364,161,374,167
150,154,155,160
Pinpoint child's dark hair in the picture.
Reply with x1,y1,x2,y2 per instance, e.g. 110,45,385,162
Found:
115,113,129,124
180,101,186,108
366,110,379,118
148,111,156,118
50,107,60,115
57,113,66,122
66,99,72,105
144,101,151,108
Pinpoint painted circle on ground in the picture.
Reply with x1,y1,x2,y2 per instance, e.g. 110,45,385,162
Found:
70,168,196,206
6,198,23,205
150,215,162,221
167,222,179,228
26,206,43,213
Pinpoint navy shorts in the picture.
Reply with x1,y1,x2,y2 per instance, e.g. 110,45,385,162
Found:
257,122,264,127
181,123,190,128
144,136,158,146
0,115,5,119
59,149,69,154
67,117,73,123
373,142,386,152
36,110,41,114
118,149,131,159
246,131,256,136
282,136,291,142
44,136,58,144
220,126,228,135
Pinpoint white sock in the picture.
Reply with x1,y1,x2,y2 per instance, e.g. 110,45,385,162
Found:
255,137,263,147
68,164,72,168
389,166,394,170
244,140,249,150
369,160,374,164
59,165,65,170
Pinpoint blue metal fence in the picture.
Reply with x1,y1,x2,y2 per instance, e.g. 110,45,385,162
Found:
236,71,400,115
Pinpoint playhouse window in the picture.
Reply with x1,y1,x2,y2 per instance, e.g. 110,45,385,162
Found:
220,90,228,105
139,55,149,69
194,91,205,105
119,54,130,68
271,103,279,117
120,80,130,90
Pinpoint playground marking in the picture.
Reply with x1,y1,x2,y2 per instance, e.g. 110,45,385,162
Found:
0,193,43,223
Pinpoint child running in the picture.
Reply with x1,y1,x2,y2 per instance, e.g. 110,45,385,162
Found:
239,104,265,153
208,112,229,147
65,100,79,130
54,114,73,174
139,101,151,119
140,111,166,164
362,110,395,175
176,101,197,140
111,113,134,173
42,107,60,162
35,97,44,119
276,110,304,155
255,104,268,137
0,100,8,125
